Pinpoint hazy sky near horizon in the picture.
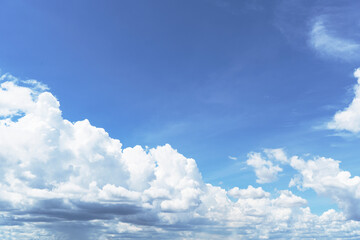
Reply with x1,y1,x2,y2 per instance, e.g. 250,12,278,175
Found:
1,0,360,239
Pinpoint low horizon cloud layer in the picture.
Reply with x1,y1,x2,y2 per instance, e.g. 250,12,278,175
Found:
1,73,360,239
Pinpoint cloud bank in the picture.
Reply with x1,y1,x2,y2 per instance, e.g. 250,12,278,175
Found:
1,74,360,239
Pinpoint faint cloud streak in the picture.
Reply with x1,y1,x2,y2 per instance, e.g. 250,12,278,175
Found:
310,18,360,61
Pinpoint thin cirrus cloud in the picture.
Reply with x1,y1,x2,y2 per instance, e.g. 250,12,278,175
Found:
309,18,360,61
228,155,238,160
328,68,360,133
1,73,360,239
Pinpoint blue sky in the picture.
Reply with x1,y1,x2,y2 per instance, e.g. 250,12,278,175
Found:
1,0,360,239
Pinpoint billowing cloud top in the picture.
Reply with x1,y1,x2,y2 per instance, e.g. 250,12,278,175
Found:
1,73,360,239
328,68,360,133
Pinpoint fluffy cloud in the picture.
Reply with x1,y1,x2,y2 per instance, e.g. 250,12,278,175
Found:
328,68,360,133
1,73,360,239
248,148,360,221
228,185,270,199
264,148,288,164
290,155,360,220
246,151,283,183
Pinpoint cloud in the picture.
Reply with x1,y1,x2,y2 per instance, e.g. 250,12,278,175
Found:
246,152,283,183
264,148,288,164
290,155,360,220
248,148,360,221
328,68,360,133
309,17,360,61
228,185,270,199
1,73,360,239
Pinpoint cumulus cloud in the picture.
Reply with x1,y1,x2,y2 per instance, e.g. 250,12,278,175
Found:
228,185,270,199
310,18,360,61
328,68,360,133
246,152,283,183
290,155,360,220
1,73,360,239
248,148,360,221
264,148,288,164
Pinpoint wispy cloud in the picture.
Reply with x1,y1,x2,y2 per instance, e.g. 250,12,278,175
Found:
228,155,237,160
309,18,360,61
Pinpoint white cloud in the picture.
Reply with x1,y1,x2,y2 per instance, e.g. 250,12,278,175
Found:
1,74,360,239
0,79,35,117
249,148,360,221
328,68,360,133
22,79,49,91
290,155,360,220
228,185,270,199
272,190,307,208
310,18,360,61
264,148,288,163
246,152,283,183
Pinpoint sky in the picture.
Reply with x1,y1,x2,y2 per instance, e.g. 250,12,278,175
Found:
1,0,360,239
